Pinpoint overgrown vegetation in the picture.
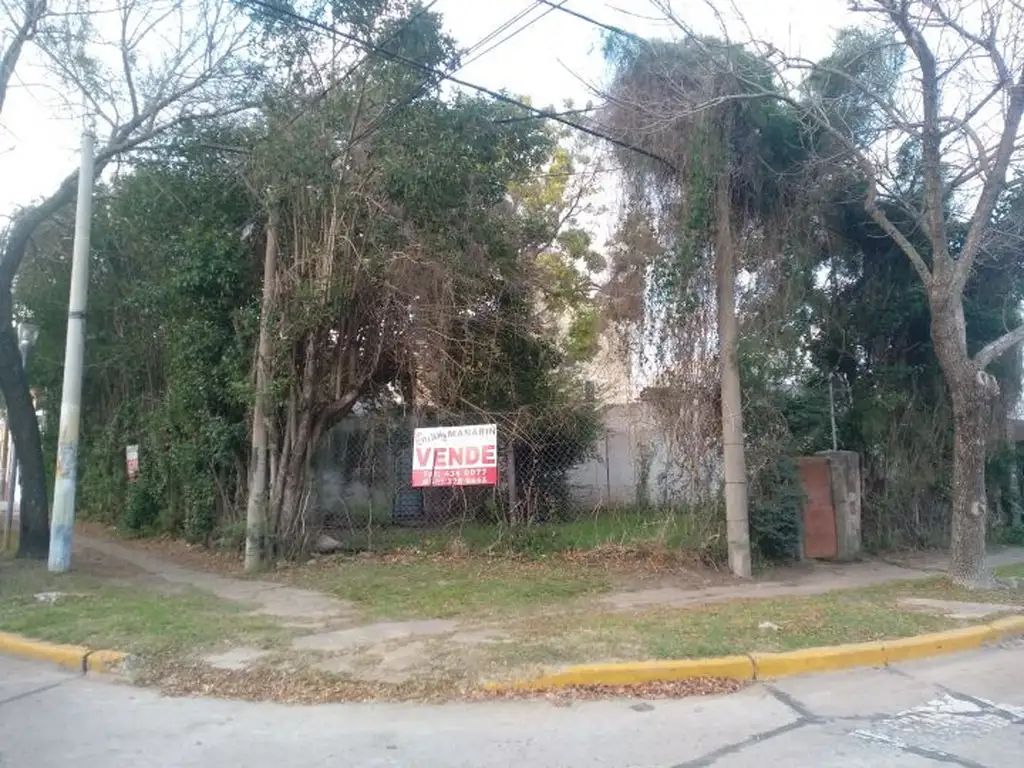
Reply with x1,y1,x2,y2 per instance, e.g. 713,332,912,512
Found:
5,0,1024,575
14,2,605,556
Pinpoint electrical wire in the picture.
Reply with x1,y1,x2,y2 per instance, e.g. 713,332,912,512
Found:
277,0,442,133
459,1,565,71
534,0,641,42
352,1,564,145
241,0,675,170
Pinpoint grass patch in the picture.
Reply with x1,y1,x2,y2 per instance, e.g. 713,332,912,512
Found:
0,558,287,656
448,576,1024,680
994,562,1024,580
290,554,610,620
331,508,717,557
501,594,957,666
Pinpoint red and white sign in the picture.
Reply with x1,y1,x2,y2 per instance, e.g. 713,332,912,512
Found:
411,424,498,487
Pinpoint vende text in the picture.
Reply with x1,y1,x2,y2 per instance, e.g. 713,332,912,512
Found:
411,424,499,487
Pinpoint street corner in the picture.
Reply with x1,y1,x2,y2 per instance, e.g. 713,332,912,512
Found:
0,631,89,672
85,648,133,675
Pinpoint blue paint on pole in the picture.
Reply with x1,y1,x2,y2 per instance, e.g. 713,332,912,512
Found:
48,523,74,572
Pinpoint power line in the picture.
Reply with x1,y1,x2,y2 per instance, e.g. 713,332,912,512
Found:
354,1,566,146
241,0,675,171
494,106,598,124
278,0,443,133
534,0,641,42
459,1,564,71
462,2,544,61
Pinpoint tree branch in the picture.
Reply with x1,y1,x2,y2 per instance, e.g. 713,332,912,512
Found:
886,0,949,270
953,66,1024,295
975,324,1024,369
0,0,46,116
119,3,140,119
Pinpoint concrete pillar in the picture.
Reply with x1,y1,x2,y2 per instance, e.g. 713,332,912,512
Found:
817,450,862,561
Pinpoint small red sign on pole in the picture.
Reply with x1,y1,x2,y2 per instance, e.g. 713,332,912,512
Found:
411,424,498,487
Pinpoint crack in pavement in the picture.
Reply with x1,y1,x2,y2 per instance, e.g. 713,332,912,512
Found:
684,679,1011,767
763,684,822,723
939,687,1024,724
0,680,71,709
900,743,991,768
670,717,811,768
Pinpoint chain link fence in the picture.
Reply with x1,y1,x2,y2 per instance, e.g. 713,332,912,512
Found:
310,403,723,549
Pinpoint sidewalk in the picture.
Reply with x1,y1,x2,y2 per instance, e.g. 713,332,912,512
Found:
4,533,1023,701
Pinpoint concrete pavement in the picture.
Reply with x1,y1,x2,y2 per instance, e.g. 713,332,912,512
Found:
2,641,1024,767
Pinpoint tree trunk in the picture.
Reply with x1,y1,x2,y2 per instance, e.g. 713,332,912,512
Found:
715,174,751,578
279,434,311,552
949,385,991,587
243,206,279,572
932,296,994,588
0,286,48,558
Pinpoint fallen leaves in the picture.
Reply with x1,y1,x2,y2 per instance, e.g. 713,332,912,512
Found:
469,677,746,702
136,660,461,704
134,660,745,705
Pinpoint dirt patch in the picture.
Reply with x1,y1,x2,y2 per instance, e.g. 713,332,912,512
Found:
560,544,734,588
292,619,459,652
76,521,244,575
70,543,149,579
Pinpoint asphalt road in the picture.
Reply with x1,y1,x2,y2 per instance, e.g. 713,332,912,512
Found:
2,642,1023,767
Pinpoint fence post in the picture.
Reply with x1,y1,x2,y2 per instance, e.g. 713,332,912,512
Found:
604,430,611,504
507,438,518,525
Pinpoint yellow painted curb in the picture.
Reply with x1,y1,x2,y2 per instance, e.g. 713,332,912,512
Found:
85,649,129,674
0,631,88,672
495,616,1024,692
752,641,887,678
882,627,989,665
500,655,755,691
985,615,1024,642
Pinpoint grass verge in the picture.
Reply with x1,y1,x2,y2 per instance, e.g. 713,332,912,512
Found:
412,577,1024,687
329,508,718,557
0,558,287,657
289,553,611,620
995,562,1024,579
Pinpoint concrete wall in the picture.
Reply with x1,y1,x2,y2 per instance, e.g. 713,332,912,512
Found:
566,402,721,510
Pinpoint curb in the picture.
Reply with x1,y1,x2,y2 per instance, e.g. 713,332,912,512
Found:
0,631,128,675
493,616,1024,691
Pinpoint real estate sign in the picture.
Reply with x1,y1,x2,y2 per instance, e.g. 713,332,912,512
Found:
411,424,498,487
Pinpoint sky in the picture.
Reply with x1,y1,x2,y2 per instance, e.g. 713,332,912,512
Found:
0,0,857,219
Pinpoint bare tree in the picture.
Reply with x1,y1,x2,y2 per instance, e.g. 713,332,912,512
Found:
0,0,256,557
651,0,1024,586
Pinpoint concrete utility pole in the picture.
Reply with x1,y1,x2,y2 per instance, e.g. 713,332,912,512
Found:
3,324,39,550
244,203,279,572
48,130,95,573
715,177,751,579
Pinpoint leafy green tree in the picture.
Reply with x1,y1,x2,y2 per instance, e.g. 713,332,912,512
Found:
17,127,259,541
1,0,257,558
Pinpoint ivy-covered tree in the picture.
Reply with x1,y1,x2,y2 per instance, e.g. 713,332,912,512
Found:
600,35,812,573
